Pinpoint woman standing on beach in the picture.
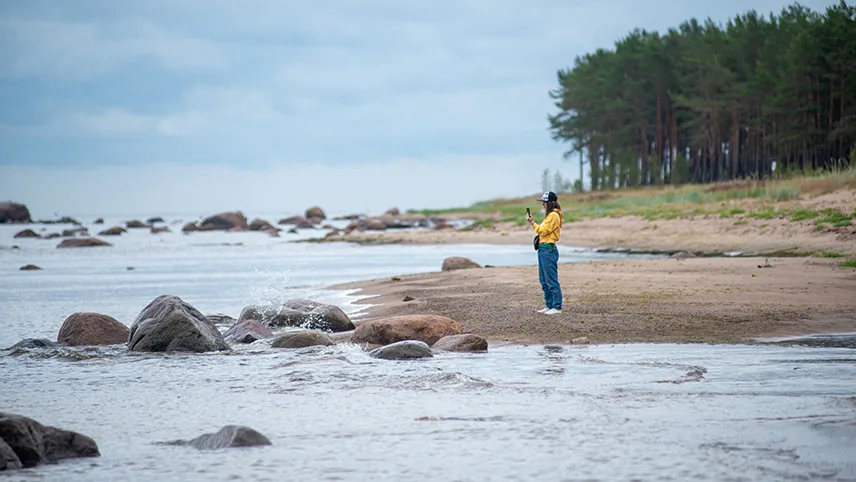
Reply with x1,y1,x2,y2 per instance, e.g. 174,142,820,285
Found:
527,191,564,314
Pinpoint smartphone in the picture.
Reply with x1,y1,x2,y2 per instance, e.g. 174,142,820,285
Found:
526,208,531,216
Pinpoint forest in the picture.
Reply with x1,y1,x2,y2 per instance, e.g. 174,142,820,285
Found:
547,1,856,190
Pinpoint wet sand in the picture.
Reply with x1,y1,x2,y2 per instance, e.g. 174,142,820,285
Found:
332,256,856,345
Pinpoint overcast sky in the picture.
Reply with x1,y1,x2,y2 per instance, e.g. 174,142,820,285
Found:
0,0,836,218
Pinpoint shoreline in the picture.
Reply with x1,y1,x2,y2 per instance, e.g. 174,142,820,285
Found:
330,255,856,346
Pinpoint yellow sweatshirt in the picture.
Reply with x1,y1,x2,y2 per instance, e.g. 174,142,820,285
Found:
533,210,563,244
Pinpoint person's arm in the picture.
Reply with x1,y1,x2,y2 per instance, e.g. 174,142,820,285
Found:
532,212,559,237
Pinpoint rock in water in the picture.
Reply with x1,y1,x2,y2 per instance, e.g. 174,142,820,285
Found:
0,202,32,223
271,330,334,349
239,299,355,332
304,206,326,221
188,426,272,450
0,412,99,469
353,314,463,346
56,238,112,248
57,312,129,346
19,264,41,271
369,340,433,360
431,334,488,352
198,211,248,231
7,338,58,350
13,229,39,239
0,438,23,471
128,295,229,353
441,256,482,271
223,320,272,344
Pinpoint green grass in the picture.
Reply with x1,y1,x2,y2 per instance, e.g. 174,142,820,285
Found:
748,209,777,219
839,260,856,268
459,219,495,231
789,209,820,222
410,170,856,223
814,251,846,258
733,220,748,226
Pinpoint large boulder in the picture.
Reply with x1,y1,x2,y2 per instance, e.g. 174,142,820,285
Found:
198,212,248,231
271,330,334,349
223,320,272,344
13,229,39,239
432,334,488,352
238,300,355,333
441,257,482,271
128,295,229,353
0,412,99,469
352,315,463,346
57,312,130,346
56,238,112,248
305,206,326,221
0,202,31,224
369,340,433,360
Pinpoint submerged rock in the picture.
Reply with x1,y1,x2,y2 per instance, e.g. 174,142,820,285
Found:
19,264,41,271
239,299,355,333
98,226,127,236
13,229,39,239
128,295,229,353
164,425,272,450
369,340,433,360
56,238,112,248
431,334,488,352
271,330,334,349
57,312,129,346
7,338,58,350
223,320,272,344
353,314,463,346
0,412,99,469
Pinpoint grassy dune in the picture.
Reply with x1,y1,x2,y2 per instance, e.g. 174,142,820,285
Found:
413,169,856,231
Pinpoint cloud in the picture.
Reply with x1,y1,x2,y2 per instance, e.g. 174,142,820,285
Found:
0,154,552,218
0,0,836,214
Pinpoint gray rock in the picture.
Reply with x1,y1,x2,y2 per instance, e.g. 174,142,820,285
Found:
239,299,355,333
271,330,334,349
184,425,272,450
0,202,32,224
128,295,229,353
0,438,23,471
0,412,99,469
223,320,272,344
431,334,488,352
13,229,39,239
369,340,433,360
7,338,58,350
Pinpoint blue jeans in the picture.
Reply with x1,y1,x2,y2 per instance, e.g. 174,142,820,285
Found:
537,245,562,309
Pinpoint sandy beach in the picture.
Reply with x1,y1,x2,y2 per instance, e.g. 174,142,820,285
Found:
332,255,856,345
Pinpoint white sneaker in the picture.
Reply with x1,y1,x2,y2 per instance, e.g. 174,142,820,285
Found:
535,307,549,313
544,308,563,315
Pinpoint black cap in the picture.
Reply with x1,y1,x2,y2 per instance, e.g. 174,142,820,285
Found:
539,191,558,202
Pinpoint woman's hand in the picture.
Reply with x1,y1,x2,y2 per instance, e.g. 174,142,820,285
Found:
526,213,533,225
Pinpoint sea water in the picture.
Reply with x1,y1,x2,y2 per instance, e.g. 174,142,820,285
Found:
1,219,854,481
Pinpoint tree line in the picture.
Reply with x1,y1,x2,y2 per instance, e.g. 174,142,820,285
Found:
547,1,856,190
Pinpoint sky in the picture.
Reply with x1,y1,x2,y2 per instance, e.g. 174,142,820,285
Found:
0,0,837,218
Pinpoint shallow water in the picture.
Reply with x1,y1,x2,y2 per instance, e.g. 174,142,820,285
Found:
2,342,854,481
1,219,854,481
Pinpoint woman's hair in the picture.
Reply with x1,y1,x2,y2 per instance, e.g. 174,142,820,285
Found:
544,200,561,214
